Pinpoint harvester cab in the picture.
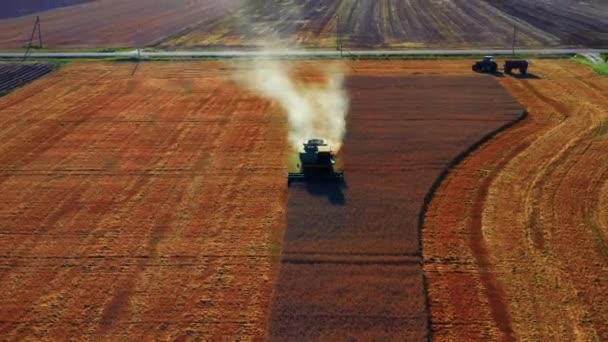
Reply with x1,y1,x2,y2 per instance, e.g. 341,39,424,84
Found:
472,56,498,74
288,139,344,184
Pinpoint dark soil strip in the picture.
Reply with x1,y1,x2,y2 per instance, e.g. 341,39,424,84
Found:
0,63,57,95
268,75,523,340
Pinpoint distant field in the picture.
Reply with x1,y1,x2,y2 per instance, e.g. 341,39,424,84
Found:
485,0,608,47
0,0,605,49
0,0,236,49
159,0,559,49
159,0,607,49
0,0,94,19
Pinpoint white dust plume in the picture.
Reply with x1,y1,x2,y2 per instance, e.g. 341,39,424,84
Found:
235,60,349,151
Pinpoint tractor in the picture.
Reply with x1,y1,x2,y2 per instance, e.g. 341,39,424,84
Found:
472,56,498,74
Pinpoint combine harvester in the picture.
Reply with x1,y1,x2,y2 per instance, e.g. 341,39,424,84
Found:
288,139,344,184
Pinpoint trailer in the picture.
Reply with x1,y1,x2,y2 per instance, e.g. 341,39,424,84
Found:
504,60,529,75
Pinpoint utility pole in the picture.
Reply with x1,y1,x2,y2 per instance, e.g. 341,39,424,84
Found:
23,16,43,61
37,16,43,48
131,48,142,76
336,14,343,57
512,24,517,56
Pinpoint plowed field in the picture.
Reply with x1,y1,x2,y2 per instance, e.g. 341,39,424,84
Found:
0,0,605,49
158,0,558,49
0,0,236,49
486,0,608,48
0,0,94,19
424,61,608,340
0,62,56,94
269,75,523,339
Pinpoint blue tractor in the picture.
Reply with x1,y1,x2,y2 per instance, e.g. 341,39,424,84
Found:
472,56,498,74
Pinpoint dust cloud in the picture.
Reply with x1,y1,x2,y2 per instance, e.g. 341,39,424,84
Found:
235,60,349,151
228,1,349,151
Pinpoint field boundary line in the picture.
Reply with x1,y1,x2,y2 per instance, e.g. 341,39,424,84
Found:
418,108,529,340
1,48,608,60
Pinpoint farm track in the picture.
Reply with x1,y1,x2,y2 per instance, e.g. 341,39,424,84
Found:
269,74,523,339
424,61,608,340
0,62,56,94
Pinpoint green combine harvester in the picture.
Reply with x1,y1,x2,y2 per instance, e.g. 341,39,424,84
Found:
288,139,344,184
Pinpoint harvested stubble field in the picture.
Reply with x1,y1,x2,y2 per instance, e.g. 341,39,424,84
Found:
0,60,527,339
270,75,523,340
0,62,57,94
0,61,287,339
424,61,608,340
0,0,236,49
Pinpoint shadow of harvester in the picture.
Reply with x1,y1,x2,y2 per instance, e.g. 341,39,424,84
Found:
288,179,347,205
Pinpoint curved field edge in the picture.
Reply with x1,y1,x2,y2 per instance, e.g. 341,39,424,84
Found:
423,60,608,341
418,109,528,341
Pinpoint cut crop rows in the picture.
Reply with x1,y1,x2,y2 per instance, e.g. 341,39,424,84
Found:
424,60,608,340
0,63,56,95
